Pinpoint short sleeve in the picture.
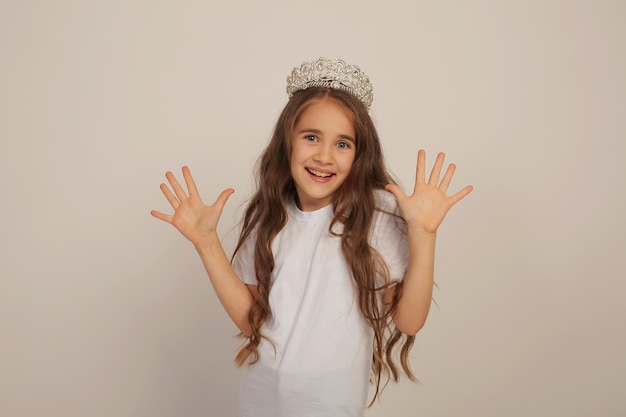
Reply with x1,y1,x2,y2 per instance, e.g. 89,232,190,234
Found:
231,229,258,286
369,190,409,283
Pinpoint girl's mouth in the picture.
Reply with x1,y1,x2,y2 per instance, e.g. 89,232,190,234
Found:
306,168,334,179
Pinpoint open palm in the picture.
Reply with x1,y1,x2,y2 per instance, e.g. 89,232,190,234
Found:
385,150,473,234
151,166,234,246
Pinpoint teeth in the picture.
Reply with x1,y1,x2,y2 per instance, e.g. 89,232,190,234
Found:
307,168,332,178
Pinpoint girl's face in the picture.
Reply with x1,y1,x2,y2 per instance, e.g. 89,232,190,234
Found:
290,98,356,211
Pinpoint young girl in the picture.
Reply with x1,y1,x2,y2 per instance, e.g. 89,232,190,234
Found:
151,57,472,417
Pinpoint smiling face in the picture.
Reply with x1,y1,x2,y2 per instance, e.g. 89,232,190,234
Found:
289,98,356,211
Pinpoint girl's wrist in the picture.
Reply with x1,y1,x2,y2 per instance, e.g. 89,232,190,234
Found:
408,226,437,241
193,231,220,253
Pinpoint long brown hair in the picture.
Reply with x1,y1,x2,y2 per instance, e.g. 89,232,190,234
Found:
232,87,416,404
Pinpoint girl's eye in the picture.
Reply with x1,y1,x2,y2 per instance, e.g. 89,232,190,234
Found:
305,135,318,142
337,141,350,149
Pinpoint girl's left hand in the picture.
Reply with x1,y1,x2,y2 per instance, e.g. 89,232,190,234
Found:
385,149,473,234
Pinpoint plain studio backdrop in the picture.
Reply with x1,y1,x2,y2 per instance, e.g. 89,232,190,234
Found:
1,1,625,416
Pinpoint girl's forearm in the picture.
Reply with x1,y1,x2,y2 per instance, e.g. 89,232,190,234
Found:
393,230,437,336
194,232,254,335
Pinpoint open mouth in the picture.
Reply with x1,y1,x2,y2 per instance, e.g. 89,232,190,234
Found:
306,168,334,178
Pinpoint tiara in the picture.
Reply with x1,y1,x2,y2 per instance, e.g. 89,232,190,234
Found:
286,57,374,110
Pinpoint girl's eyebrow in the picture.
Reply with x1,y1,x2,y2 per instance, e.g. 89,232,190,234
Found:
296,128,356,143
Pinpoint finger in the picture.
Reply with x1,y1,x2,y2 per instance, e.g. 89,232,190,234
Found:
166,171,189,202
415,150,426,191
439,163,456,193
150,209,173,223
182,166,201,200
428,152,445,186
212,188,235,212
448,185,474,206
160,183,180,209
384,183,405,202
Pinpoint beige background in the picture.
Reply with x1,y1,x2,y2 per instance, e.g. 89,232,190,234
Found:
1,1,625,416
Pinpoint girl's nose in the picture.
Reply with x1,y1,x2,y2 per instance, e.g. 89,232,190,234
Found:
313,145,332,163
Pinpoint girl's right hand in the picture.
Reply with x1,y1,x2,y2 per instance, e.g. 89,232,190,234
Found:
151,166,234,246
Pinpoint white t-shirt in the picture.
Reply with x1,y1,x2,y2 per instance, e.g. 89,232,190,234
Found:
232,190,409,417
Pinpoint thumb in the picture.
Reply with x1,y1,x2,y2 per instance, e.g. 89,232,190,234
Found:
384,183,405,202
212,188,235,211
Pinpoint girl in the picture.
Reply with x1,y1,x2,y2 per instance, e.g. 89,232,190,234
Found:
151,57,472,417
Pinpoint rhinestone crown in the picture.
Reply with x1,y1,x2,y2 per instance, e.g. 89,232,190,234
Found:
286,57,374,110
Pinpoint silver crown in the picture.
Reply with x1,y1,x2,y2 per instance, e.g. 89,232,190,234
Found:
286,57,374,110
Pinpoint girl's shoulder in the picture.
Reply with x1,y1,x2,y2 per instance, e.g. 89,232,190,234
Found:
370,189,409,278
371,189,406,236
373,188,401,215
